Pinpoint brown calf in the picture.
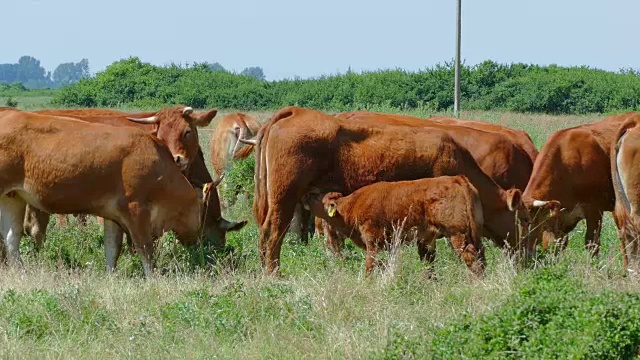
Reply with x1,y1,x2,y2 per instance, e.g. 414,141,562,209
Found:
304,176,485,276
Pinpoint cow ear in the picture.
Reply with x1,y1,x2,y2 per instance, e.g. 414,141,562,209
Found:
221,219,247,232
147,124,158,137
545,200,562,217
190,109,218,127
507,189,522,212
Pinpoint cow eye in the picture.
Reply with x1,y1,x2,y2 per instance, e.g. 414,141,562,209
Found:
184,130,192,138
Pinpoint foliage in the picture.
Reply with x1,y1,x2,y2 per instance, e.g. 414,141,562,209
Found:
52,59,90,86
0,56,90,89
53,58,640,114
241,66,266,81
378,263,640,359
220,155,256,207
5,96,18,108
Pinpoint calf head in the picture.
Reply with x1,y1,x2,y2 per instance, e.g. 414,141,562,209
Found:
128,105,217,172
520,198,563,253
322,192,345,218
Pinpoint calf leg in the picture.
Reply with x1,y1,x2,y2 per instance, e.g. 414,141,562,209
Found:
417,232,437,279
324,221,347,257
56,214,68,227
364,239,379,276
0,195,27,266
104,220,125,272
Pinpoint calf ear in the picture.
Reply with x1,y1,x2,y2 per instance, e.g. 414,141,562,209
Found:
507,189,522,212
327,202,338,217
221,219,247,232
191,109,218,127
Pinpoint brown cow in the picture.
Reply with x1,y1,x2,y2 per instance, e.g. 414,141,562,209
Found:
22,107,246,254
251,106,526,274
210,112,315,244
0,110,211,277
210,112,261,177
521,112,637,256
611,114,640,273
428,116,539,162
303,176,485,276
319,110,533,256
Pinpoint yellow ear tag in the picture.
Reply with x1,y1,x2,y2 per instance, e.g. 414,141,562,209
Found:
203,183,211,196
328,207,336,217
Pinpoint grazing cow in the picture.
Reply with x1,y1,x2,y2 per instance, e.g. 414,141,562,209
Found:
22,107,246,254
0,110,213,277
210,112,315,244
251,106,526,274
319,111,533,256
611,114,640,273
210,112,261,178
521,112,637,255
303,176,485,276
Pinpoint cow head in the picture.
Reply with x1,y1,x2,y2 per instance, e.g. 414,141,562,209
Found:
520,198,563,254
197,179,247,249
128,105,217,172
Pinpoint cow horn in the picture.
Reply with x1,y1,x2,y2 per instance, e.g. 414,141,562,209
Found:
532,200,549,207
182,107,194,115
213,173,225,187
127,115,159,124
239,136,257,145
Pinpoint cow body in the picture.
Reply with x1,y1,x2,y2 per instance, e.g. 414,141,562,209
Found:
21,107,246,260
0,110,205,277
611,114,640,272
320,111,533,255
304,176,485,276
254,106,525,274
522,113,636,255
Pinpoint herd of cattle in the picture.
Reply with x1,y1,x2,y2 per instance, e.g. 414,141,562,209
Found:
1,105,640,278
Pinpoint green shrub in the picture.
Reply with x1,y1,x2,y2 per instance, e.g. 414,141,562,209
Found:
426,264,640,359
52,58,640,114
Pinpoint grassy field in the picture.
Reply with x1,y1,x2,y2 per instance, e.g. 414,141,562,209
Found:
1,101,640,358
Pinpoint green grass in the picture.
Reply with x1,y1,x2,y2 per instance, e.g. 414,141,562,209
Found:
1,104,639,359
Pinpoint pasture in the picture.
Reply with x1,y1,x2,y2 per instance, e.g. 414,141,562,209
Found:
1,103,640,359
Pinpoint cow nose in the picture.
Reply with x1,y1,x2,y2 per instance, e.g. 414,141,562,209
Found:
174,155,188,169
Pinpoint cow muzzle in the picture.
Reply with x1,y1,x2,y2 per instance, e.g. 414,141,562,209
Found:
174,154,189,171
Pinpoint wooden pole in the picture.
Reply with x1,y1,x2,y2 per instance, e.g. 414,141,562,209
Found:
454,0,461,117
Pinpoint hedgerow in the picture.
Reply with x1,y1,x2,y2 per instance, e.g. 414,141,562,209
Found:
52,57,640,114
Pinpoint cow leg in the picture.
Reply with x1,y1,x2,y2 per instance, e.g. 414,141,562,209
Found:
262,201,297,274
0,195,27,266
104,219,124,272
584,210,603,257
290,203,313,244
23,205,51,250
77,214,89,227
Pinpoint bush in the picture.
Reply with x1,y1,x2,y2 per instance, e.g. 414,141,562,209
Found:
52,58,640,114
379,263,640,359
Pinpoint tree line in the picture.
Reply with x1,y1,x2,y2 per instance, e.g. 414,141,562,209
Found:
0,56,90,89
52,57,640,114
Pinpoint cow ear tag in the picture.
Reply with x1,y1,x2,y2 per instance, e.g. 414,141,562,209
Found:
328,204,336,217
203,183,211,197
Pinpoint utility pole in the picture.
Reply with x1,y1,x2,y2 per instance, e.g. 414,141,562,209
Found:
453,0,461,117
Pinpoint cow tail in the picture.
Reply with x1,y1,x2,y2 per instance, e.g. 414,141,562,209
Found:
252,107,297,227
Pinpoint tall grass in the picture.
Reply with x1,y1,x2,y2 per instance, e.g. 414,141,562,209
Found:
1,108,639,358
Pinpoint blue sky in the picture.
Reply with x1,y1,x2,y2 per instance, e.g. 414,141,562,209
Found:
4,0,639,80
